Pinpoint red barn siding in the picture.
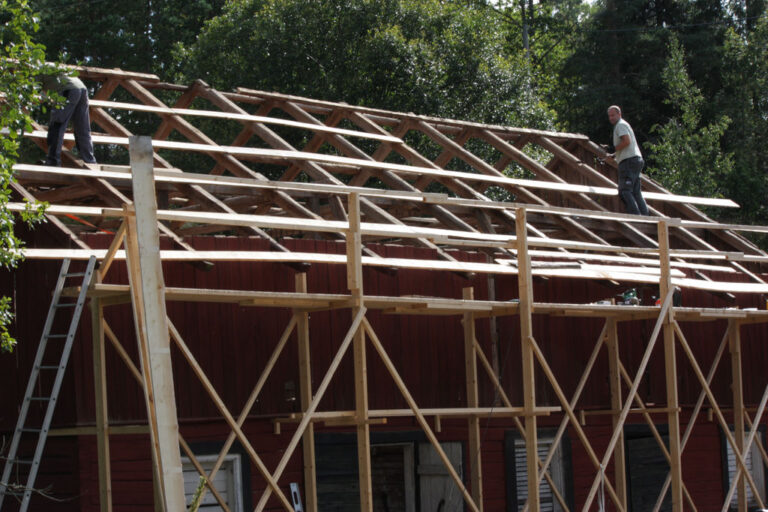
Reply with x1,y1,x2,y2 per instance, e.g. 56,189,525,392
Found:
1,232,767,510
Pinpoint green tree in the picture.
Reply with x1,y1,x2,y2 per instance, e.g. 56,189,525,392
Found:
487,0,593,108
715,16,768,226
176,0,554,129
29,0,225,76
0,0,52,352
554,0,731,144
645,36,732,202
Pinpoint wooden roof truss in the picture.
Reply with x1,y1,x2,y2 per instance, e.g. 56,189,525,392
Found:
12,65,768,292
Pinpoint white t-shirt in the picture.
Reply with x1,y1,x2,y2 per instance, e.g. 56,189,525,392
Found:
613,118,642,163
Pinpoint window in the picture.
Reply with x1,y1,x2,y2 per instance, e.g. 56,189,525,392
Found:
723,428,767,510
626,430,670,512
181,453,244,512
315,432,463,511
505,431,572,512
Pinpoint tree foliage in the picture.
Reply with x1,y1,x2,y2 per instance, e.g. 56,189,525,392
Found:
29,0,225,75
7,0,768,235
0,0,52,352
487,0,593,105
553,0,731,143
645,36,732,202
714,17,768,225
176,0,554,129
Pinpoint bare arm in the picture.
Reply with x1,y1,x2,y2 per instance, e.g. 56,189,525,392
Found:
608,134,630,160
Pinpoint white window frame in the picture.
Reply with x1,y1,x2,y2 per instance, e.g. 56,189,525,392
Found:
513,436,567,512
181,452,244,512
725,429,767,510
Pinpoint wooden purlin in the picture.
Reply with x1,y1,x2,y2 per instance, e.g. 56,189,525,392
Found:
231,101,468,268
186,81,408,268
187,85,355,235
280,100,479,235
412,121,618,247
275,99,517,272
14,203,768,295
234,87,588,142
89,89,299,263
21,117,199,256
103,78,354,265
334,111,611,275
198,87,471,269
115,78,339,233
576,139,767,258
366,117,610,258
346,116,520,244
382,119,606,248
191,84,352,221
21,163,755,232
10,65,757,247
88,98,401,143
480,129,656,248
226,87,745,259
10,180,91,250
186,81,461,268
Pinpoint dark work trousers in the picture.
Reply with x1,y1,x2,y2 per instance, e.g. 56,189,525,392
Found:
45,88,96,166
617,156,648,216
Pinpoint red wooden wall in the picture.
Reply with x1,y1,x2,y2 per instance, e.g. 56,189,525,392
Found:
1,230,766,510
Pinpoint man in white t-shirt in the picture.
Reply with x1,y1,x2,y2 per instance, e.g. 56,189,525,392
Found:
607,105,648,215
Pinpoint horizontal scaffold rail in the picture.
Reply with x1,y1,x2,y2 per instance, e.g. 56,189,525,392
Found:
71,283,768,322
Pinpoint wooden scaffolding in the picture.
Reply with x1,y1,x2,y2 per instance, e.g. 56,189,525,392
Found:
6,64,768,512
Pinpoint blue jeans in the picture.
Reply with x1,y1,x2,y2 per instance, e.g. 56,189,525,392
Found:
46,88,96,166
617,156,648,216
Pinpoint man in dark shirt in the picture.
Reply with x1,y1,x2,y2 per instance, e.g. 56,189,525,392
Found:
40,74,96,166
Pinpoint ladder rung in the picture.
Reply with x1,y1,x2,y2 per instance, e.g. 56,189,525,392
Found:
54,302,77,308
63,272,86,277
45,334,68,339
13,459,34,465
36,365,61,370
27,396,52,401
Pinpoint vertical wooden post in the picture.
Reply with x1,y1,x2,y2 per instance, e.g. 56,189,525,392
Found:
605,318,627,510
516,208,539,512
486,274,501,378
346,192,363,296
124,209,166,512
347,192,372,511
658,220,682,512
729,319,747,512
463,287,483,510
126,135,186,512
91,295,113,512
295,274,318,512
